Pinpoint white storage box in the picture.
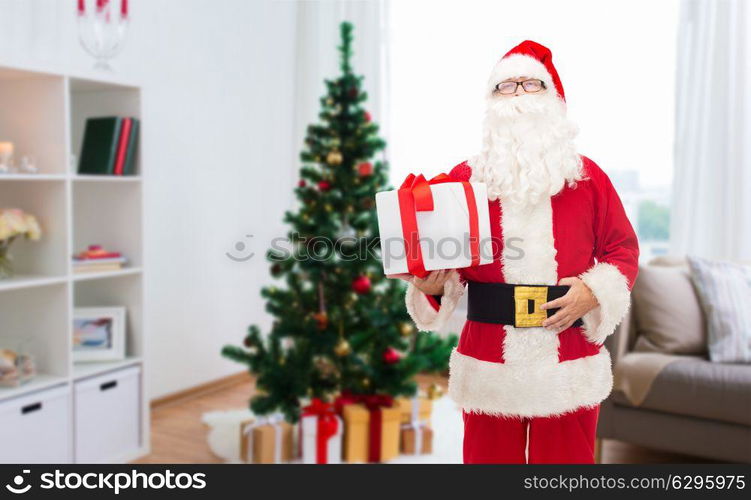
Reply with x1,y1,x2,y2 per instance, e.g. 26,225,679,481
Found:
74,365,141,463
0,384,72,463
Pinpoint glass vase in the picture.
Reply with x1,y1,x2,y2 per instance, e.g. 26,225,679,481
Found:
77,0,129,72
0,245,12,279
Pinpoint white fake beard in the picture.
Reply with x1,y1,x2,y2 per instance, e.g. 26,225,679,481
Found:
469,91,583,205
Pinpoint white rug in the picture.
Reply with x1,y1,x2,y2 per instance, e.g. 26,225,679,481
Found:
202,396,464,464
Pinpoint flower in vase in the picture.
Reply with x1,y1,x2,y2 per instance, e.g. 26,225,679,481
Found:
0,209,43,279
0,209,42,241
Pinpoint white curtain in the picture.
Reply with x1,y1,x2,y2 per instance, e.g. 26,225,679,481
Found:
671,0,751,260
291,0,390,194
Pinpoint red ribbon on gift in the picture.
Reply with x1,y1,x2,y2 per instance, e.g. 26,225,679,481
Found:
301,398,339,464
335,391,394,463
397,173,480,278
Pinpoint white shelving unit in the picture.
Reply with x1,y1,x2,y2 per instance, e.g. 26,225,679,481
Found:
0,62,148,463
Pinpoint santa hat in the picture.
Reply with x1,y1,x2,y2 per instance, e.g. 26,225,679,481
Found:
487,40,565,101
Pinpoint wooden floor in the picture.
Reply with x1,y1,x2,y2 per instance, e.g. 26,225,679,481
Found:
134,374,711,464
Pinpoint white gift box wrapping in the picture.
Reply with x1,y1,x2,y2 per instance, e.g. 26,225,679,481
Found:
375,181,492,276
301,414,343,464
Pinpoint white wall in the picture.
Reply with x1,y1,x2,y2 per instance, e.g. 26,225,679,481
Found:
0,0,299,398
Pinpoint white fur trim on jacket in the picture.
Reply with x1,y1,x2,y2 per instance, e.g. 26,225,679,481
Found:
579,262,631,345
487,54,555,97
405,270,465,332
448,348,613,418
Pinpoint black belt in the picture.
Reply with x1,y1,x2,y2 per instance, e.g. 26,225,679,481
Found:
467,281,583,328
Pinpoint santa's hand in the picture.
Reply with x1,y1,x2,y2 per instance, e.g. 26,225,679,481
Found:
410,269,451,296
539,277,598,331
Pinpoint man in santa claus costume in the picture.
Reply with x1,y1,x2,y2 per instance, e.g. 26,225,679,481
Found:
404,40,639,464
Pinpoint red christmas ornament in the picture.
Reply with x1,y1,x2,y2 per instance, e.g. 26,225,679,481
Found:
363,110,372,122
298,179,307,188
357,162,373,177
318,180,331,192
382,347,401,365
351,275,371,294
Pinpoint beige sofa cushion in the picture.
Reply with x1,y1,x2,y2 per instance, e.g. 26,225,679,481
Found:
687,256,751,363
632,265,707,355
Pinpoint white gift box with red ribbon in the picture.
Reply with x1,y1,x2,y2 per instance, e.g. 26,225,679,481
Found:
376,173,492,277
300,399,343,464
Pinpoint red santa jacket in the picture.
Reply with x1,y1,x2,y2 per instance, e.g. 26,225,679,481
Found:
406,156,639,418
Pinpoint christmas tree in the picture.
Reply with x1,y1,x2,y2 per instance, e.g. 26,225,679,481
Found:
222,22,456,423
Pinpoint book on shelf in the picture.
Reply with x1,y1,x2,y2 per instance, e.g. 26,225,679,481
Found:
113,117,132,176
72,245,128,273
73,263,124,274
123,118,140,176
78,116,140,176
73,257,127,274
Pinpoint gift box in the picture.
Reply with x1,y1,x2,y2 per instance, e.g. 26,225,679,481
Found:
300,399,343,464
239,416,294,464
398,395,433,455
337,394,400,463
375,173,492,277
396,396,432,425
401,425,433,455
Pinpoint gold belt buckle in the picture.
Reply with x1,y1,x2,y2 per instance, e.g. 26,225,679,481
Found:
513,286,549,327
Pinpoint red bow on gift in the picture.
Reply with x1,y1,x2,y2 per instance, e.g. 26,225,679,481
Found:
397,173,480,278
334,391,394,463
334,391,394,412
301,398,339,464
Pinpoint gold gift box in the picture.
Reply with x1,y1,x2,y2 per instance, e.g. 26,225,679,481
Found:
401,425,433,455
239,419,295,464
396,396,433,424
342,404,401,463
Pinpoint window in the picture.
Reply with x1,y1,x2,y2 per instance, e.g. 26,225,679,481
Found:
388,0,679,261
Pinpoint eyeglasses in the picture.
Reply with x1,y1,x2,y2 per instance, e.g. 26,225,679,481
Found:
494,79,546,95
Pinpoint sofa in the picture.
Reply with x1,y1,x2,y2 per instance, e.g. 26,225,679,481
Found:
596,259,751,463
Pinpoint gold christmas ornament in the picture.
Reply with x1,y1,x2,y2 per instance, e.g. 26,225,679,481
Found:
326,150,343,165
427,382,444,400
334,338,351,357
314,356,336,376
399,322,416,337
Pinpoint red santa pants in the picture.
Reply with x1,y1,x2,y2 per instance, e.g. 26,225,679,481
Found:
463,405,599,464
